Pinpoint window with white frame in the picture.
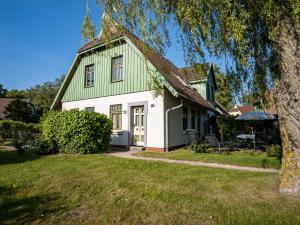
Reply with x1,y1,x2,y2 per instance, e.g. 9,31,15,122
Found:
110,104,122,130
85,64,94,87
111,56,123,82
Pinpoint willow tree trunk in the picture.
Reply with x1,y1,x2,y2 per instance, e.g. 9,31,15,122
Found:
275,23,300,194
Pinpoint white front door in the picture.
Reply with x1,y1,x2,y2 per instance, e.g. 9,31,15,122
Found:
132,106,145,146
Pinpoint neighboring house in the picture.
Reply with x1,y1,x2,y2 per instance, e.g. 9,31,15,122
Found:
0,98,15,120
229,105,254,116
51,19,228,151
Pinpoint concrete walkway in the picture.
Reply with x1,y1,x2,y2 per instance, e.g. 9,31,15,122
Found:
108,151,279,173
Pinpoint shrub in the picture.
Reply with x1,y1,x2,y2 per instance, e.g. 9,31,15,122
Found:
189,144,214,153
42,111,113,154
0,120,40,154
30,136,59,155
266,145,282,159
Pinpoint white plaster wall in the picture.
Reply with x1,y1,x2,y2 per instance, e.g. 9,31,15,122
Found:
62,91,165,148
164,91,210,148
164,91,186,147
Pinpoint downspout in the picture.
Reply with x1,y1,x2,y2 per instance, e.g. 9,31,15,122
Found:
165,99,183,152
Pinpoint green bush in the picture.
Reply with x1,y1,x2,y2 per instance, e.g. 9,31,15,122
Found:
0,120,40,154
30,136,59,155
189,144,214,153
266,145,282,159
42,111,113,154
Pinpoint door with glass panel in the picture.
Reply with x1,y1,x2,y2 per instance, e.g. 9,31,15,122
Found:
132,106,144,146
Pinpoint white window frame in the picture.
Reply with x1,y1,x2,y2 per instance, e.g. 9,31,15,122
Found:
85,64,95,87
110,104,122,130
111,56,123,82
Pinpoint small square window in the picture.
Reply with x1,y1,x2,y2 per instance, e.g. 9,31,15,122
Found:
84,107,95,112
111,56,123,82
85,64,94,87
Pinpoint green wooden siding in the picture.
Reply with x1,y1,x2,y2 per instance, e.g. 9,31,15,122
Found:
62,42,151,102
206,70,215,102
191,81,207,99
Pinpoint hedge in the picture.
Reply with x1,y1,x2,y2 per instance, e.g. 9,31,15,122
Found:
0,120,40,154
42,111,113,154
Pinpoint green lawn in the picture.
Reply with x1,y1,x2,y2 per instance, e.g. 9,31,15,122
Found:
134,149,281,169
1,148,299,225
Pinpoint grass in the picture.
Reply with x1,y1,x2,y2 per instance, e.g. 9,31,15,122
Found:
0,147,299,225
134,149,281,169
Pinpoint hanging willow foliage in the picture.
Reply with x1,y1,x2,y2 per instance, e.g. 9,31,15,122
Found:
81,14,96,43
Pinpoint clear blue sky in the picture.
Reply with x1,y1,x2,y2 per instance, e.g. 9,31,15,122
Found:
0,0,225,90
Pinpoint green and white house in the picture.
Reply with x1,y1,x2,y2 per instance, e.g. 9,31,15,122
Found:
52,22,227,151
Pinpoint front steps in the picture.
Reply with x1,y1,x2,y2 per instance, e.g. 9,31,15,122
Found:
129,146,145,152
109,145,144,152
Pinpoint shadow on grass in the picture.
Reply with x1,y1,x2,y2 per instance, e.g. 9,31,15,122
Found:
0,185,64,225
0,149,40,165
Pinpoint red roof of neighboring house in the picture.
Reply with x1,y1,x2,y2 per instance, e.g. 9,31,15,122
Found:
0,98,15,119
230,105,254,114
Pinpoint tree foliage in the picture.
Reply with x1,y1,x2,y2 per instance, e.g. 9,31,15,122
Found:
0,84,8,97
96,0,299,98
214,67,233,110
4,99,37,123
5,89,26,98
81,8,96,43
25,75,64,115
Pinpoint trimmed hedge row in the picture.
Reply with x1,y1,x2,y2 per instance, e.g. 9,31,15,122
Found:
41,111,113,154
0,120,40,154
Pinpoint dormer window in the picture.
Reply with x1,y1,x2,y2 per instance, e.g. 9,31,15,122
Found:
85,64,94,87
112,56,123,82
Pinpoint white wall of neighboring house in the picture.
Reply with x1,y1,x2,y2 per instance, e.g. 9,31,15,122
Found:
62,90,165,149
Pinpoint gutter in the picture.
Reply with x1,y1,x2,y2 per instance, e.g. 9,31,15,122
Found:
165,99,183,152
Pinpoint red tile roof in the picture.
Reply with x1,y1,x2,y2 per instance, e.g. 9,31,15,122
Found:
230,105,254,114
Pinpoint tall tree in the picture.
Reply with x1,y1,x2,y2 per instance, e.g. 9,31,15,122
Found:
214,67,233,110
5,89,26,99
4,99,37,123
95,0,300,193
26,75,65,115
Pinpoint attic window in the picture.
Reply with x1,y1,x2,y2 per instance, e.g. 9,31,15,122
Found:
85,64,94,87
112,56,123,82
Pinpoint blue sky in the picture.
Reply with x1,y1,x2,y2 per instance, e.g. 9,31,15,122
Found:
0,0,225,90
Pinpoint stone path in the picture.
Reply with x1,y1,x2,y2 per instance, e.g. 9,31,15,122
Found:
108,151,279,173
